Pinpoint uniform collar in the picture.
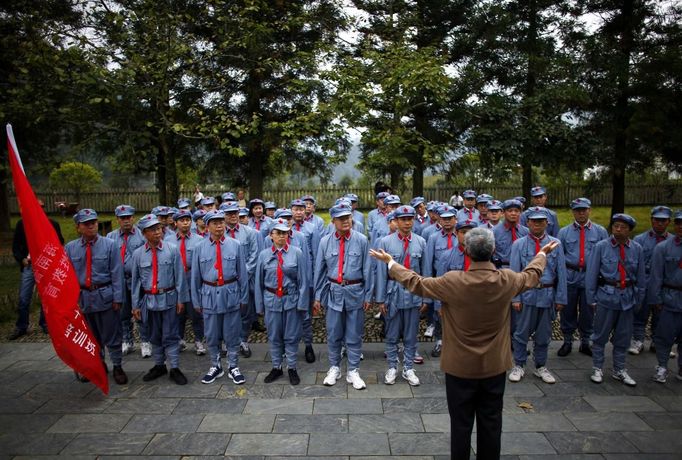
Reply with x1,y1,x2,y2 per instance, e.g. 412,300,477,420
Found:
335,230,352,241
176,231,191,240
573,220,592,229
119,228,136,236
649,229,668,239
440,228,453,236
210,236,225,244
271,243,289,253
145,241,164,251
458,243,465,253
530,233,547,243
398,232,412,242
80,235,98,246
227,223,240,232
610,236,631,248
504,221,518,231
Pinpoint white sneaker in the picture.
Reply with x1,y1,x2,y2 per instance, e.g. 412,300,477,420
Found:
122,341,134,355
653,366,668,383
670,348,677,359
179,340,187,352
323,366,341,386
533,366,556,384
628,340,643,355
612,369,637,386
424,324,435,338
402,368,420,386
195,340,206,356
373,311,382,319
508,365,525,382
590,367,603,383
384,367,397,385
346,369,366,390
140,342,152,358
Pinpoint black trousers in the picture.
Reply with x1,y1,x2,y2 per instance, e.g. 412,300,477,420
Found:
445,371,505,460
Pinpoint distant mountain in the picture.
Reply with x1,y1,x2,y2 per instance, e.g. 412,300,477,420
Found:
333,142,361,181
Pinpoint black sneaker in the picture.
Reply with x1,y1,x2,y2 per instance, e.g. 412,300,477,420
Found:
649,343,657,353
264,367,283,383
113,366,128,385
201,366,224,384
305,345,316,363
288,368,300,385
239,342,252,358
228,367,246,385
431,340,442,358
74,371,89,383
8,329,27,340
579,343,593,357
142,365,168,382
41,326,49,335
557,342,572,357
169,368,188,385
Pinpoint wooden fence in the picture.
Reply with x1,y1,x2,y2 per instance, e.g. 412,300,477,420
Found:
8,184,682,214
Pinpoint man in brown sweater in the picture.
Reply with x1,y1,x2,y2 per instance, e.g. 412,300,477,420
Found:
371,227,558,460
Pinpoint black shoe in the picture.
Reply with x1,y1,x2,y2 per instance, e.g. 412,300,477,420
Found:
74,371,89,383
649,343,656,353
8,329,27,340
240,342,252,358
113,366,128,385
169,368,188,385
102,361,109,374
579,343,593,357
143,365,168,382
288,368,300,385
557,343,572,357
305,345,316,363
41,326,49,335
252,321,266,333
264,367,283,383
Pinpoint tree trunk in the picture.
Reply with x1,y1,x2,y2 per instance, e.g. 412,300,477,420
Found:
0,166,11,232
522,160,533,204
248,143,264,198
155,140,168,205
160,133,178,205
522,0,538,204
611,0,635,216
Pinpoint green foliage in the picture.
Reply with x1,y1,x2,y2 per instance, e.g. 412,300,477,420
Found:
48,162,103,199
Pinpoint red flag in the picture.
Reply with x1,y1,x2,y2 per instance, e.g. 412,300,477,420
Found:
6,124,108,394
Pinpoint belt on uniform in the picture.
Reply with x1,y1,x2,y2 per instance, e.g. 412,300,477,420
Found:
265,286,288,295
144,286,176,294
203,277,238,286
80,281,112,291
663,283,682,291
328,278,363,286
566,262,586,272
598,277,634,288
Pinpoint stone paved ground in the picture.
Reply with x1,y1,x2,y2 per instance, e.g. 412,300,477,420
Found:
0,340,680,459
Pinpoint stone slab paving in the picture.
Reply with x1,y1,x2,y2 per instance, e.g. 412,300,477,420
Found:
0,341,681,459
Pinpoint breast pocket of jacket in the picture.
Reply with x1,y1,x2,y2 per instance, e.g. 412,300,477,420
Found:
222,254,237,274
325,250,339,269
346,249,364,272
93,254,110,272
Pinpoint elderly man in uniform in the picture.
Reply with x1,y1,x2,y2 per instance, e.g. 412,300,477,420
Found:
345,193,365,229
557,198,608,357
521,186,559,237
423,205,458,347
475,194,492,225
480,200,502,229
456,190,480,223
65,209,127,385
221,202,262,357
10,199,64,340
630,205,674,355
508,207,567,385
290,199,320,362
255,217,309,385
106,205,147,357
302,195,325,234
410,196,429,236
170,209,206,355
649,210,682,383
191,210,249,385
131,214,189,385
586,213,646,386
375,205,427,385
367,191,390,237
314,202,372,390
370,227,559,460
